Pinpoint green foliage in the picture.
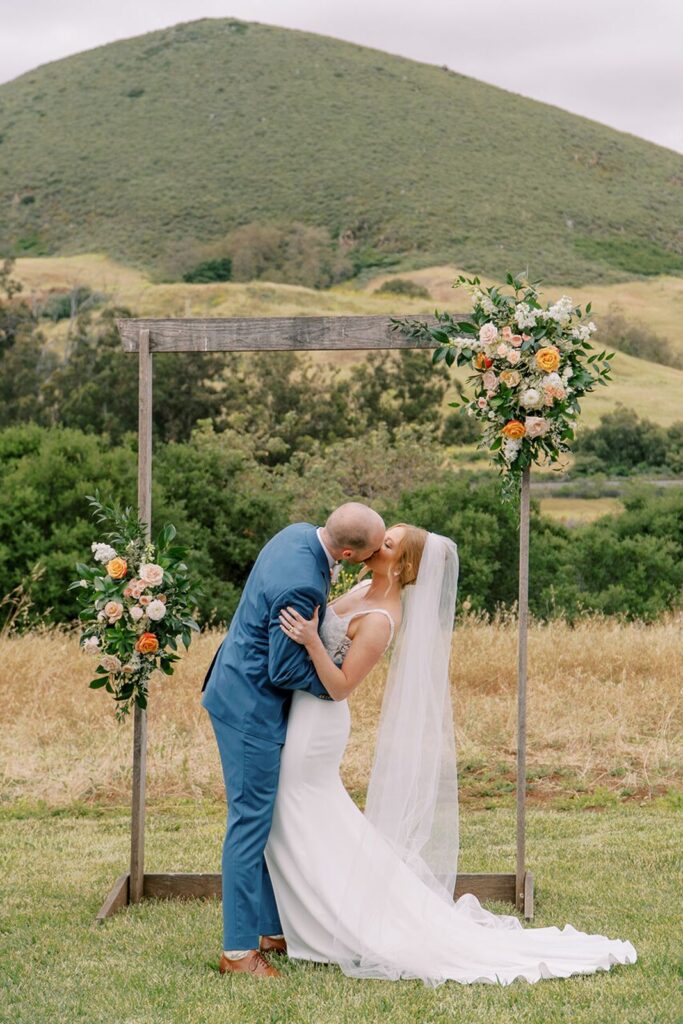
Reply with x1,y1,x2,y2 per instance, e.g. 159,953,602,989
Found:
574,406,683,476
0,425,138,624
2,19,680,280
39,286,106,321
1,423,681,628
40,307,226,443
574,235,683,276
387,473,683,622
375,278,431,298
182,257,232,283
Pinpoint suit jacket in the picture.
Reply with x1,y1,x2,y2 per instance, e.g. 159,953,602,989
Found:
201,522,333,744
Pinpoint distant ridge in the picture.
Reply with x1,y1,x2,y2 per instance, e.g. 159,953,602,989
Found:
1,17,682,282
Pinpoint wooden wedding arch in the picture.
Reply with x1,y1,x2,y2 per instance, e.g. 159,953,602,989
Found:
96,314,535,923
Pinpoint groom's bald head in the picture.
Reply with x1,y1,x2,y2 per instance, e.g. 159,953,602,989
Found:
324,503,385,563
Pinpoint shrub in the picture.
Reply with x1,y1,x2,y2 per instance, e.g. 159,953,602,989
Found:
375,278,430,299
182,257,232,283
573,406,683,476
600,305,683,369
40,286,105,322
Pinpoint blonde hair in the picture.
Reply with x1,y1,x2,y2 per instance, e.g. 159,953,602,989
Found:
390,523,428,588
360,522,428,591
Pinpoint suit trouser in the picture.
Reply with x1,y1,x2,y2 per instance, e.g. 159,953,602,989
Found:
208,712,283,949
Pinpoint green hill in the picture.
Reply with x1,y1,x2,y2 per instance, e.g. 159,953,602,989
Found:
1,17,682,282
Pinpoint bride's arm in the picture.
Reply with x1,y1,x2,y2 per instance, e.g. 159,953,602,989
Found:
279,606,390,701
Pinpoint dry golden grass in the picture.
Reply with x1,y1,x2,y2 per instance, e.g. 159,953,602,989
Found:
2,613,680,809
539,497,624,525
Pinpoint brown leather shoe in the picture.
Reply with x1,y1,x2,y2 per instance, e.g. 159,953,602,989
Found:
260,935,287,955
219,950,280,978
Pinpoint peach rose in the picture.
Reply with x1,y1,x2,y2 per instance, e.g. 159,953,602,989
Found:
510,334,523,348
129,605,145,622
135,632,159,655
100,654,122,673
479,322,498,344
139,563,164,587
500,370,521,387
104,600,124,623
501,420,526,440
477,397,488,409
139,595,151,606
525,416,550,438
106,557,128,580
507,350,521,365
496,343,509,358
124,578,146,600
500,326,513,341
482,370,499,392
535,346,561,372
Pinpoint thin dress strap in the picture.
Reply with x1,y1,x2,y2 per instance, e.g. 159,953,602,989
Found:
345,607,396,648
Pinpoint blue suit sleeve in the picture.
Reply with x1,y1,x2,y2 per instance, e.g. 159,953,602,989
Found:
268,586,332,699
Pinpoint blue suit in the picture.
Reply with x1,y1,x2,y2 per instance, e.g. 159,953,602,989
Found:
201,523,332,949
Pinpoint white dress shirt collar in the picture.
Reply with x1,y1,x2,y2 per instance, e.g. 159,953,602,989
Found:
316,527,336,570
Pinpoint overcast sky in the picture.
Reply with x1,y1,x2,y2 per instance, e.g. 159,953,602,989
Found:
2,0,682,154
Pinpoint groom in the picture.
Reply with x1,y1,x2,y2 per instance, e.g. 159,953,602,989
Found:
201,503,385,978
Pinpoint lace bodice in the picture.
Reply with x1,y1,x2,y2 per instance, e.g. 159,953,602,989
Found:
320,582,396,665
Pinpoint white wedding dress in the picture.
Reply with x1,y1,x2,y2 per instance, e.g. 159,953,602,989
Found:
264,593,637,986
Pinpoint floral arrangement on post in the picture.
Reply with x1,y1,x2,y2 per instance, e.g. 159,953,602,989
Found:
70,495,201,720
392,272,614,501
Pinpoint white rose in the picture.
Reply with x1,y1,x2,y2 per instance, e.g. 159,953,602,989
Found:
520,388,543,409
547,296,574,325
130,605,145,622
146,599,167,621
542,372,563,388
91,543,117,564
479,322,498,344
139,563,164,586
100,654,122,673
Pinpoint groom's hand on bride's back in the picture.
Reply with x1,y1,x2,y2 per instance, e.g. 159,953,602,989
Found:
268,587,331,700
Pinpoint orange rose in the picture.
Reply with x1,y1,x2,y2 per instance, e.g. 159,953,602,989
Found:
501,420,526,440
535,346,561,372
474,353,493,370
106,557,128,580
135,632,159,655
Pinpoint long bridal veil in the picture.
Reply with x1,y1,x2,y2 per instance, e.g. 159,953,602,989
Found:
331,532,461,980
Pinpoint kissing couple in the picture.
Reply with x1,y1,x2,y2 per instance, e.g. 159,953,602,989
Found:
201,503,636,986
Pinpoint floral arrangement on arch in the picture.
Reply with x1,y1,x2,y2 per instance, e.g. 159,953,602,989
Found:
70,495,200,720
393,273,614,501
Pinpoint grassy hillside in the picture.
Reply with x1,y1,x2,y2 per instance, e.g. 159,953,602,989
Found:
15,254,683,429
1,17,682,282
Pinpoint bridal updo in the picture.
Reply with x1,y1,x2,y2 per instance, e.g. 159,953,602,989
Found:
390,523,428,588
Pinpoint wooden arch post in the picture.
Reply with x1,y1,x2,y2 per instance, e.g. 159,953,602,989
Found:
96,315,534,922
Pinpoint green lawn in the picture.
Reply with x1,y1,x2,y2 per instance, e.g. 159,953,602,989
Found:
1,798,679,1023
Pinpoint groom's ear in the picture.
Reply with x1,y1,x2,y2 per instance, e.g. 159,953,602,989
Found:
341,548,353,561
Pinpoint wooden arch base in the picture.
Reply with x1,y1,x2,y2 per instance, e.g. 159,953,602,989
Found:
96,870,535,924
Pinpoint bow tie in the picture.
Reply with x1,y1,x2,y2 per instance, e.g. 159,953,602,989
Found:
330,563,341,585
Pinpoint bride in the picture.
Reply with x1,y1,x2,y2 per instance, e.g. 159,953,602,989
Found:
265,524,637,986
